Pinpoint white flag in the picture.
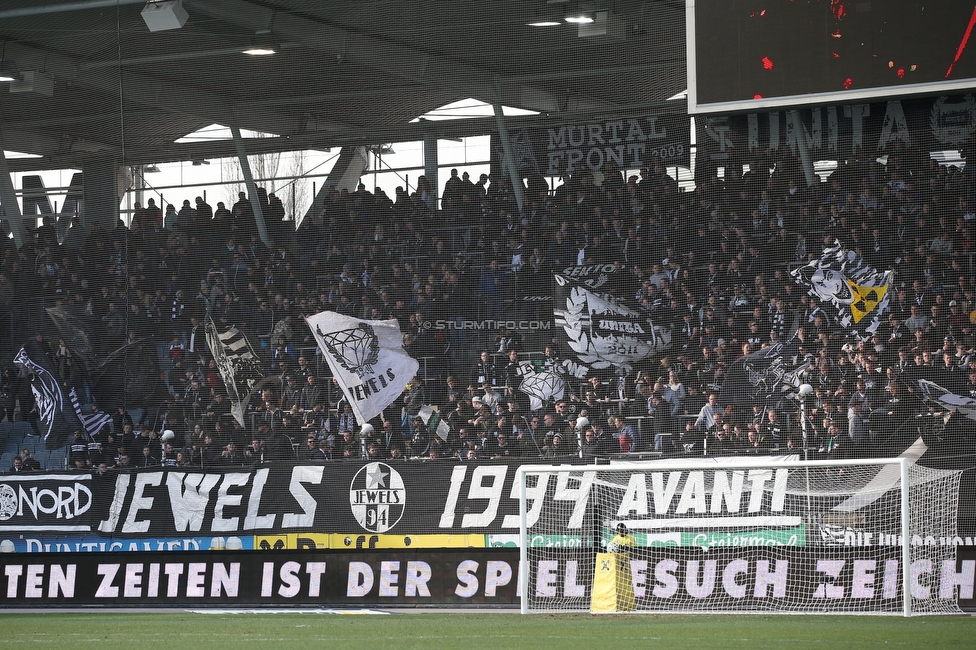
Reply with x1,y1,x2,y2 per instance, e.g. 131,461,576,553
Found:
519,370,566,411
306,311,419,425
436,419,450,442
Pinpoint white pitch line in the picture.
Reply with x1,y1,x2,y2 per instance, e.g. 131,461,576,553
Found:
188,609,391,615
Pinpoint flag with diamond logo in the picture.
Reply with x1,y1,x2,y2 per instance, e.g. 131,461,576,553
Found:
519,370,566,411
307,311,419,424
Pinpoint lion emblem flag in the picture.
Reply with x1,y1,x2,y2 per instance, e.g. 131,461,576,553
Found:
791,241,893,340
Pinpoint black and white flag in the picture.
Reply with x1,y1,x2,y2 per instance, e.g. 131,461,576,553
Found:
916,379,976,421
718,337,809,408
13,342,84,449
792,241,893,340
89,338,162,411
68,387,112,438
307,311,419,424
46,305,97,375
519,370,566,411
205,317,267,427
553,272,671,377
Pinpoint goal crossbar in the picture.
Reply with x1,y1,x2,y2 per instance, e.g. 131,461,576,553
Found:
518,458,961,616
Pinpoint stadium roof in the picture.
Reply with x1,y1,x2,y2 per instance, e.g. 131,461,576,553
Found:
0,0,687,173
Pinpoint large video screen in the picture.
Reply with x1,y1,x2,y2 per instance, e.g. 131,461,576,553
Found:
688,0,976,113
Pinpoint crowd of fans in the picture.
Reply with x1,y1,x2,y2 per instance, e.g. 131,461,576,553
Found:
2,134,976,472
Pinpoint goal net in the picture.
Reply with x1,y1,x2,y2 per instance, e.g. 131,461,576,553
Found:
517,458,967,616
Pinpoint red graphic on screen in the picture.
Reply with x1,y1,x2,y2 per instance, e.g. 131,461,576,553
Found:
753,94,763,99
830,0,846,39
896,67,906,78
831,51,840,59
749,9,767,18
830,0,846,21
842,77,853,89
945,5,976,79
762,56,774,70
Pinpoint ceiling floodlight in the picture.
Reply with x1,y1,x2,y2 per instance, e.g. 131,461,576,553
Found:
2,150,42,159
527,5,563,27
564,11,594,24
564,0,596,24
144,164,161,173
0,61,18,83
243,30,277,56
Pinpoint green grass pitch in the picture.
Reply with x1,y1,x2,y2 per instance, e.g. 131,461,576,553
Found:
2,612,974,649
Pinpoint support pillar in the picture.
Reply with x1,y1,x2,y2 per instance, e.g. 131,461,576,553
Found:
231,125,271,246
81,159,122,233
301,146,369,224
423,132,438,210
788,110,817,188
134,165,145,213
0,138,26,248
492,103,525,214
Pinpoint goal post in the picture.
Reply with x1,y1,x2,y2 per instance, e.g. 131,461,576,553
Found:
517,457,966,616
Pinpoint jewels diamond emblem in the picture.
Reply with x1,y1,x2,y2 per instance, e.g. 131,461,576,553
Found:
318,323,380,377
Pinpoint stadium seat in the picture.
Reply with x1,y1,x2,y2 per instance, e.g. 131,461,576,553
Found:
129,408,145,426
11,422,34,439
0,452,14,470
1,424,26,450
32,450,50,468
47,450,67,470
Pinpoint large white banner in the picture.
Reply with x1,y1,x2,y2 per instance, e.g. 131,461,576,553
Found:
553,273,671,376
306,311,419,424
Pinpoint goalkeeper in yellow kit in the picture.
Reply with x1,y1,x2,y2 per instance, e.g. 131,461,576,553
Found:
591,522,637,612
607,523,636,554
